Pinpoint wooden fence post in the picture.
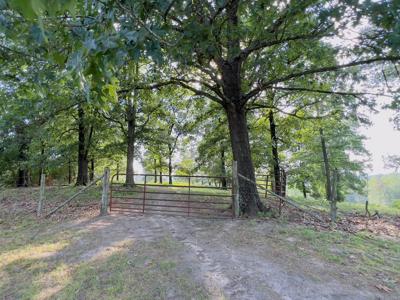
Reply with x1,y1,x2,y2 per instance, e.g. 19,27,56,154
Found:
37,173,45,217
232,161,240,218
100,168,110,216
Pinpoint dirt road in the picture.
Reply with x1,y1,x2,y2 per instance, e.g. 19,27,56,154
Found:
56,213,387,299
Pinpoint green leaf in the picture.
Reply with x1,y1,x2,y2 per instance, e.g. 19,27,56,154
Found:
52,52,66,66
67,51,83,71
9,0,37,19
84,37,97,52
0,0,7,9
30,0,45,16
30,23,46,44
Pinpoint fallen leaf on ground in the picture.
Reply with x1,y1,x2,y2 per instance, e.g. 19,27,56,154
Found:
375,284,392,292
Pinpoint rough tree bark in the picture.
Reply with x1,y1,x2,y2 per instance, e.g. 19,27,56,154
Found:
168,147,173,184
68,159,72,184
225,103,263,215
38,142,45,186
76,104,90,186
159,157,163,183
220,145,227,188
89,158,94,181
281,169,287,197
269,110,282,196
330,168,339,222
319,128,332,201
154,158,157,183
167,124,180,185
320,127,338,222
125,98,136,186
217,1,265,215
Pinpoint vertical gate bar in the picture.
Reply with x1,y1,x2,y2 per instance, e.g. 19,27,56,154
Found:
265,175,268,198
100,168,110,216
143,175,147,213
110,175,113,212
188,176,191,216
37,173,45,217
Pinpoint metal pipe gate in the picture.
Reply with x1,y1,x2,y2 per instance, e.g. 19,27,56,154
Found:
109,174,233,219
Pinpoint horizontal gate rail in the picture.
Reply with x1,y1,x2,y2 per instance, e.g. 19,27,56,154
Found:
131,183,229,190
111,203,227,211
109,173,232,218
111,197,230,205
136,191,231,198
110,208,232,219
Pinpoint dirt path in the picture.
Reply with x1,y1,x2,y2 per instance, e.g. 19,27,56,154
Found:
2,187,398,299
56,213,388,299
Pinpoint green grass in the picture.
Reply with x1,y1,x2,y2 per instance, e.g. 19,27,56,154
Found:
227,219,400,294
1,185,102,210
278,226,400,290
0,216,209,300
287,194,400,216
337,201,400,215
56,237,208,300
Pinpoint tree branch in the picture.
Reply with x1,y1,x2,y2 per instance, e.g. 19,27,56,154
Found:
271,86,392,98
240,31,332,60
244,56,400,101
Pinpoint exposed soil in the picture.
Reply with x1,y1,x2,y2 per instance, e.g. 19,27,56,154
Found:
34,213,392,300
1,186,399,299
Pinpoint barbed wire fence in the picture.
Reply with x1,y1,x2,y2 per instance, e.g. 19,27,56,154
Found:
231,163,325,223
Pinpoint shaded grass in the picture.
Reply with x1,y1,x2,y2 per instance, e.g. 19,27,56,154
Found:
0,217,76,299
1,185,102,218
0,215,209,300
57,237,208,300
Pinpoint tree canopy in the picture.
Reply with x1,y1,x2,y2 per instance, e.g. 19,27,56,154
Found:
1,0,399,217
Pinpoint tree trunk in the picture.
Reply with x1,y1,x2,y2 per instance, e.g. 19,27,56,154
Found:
17,169,29,187
154,159,157,183
68,159,72,184
89,158,94,181
302,181,307,199
77,155,88,186
116,163,120,181
281,169,287,197
269,110,281,196
168,152,173,184
220,145,227,188
330,168,339,222
38,142,45,186
225,103,262,215
15,125,29,187
125,99,136,186
319,128,332,201
216,1,263,215
76,104,88,186
159,158,163,184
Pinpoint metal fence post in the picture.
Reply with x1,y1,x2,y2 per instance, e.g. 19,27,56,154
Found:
100,168,110,216
265,175,269,198
143,175,147,213
232,161,240,218
37,173,45,217
188,176,191,216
